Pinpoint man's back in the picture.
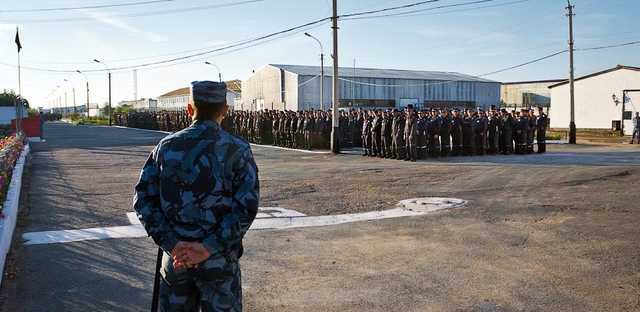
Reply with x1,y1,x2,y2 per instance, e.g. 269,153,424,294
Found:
134,119,259,258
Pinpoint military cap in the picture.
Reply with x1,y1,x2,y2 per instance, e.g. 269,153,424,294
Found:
191,81,227,105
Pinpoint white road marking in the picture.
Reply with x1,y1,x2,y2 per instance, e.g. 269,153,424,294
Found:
22,198,465,245
126,212,141,225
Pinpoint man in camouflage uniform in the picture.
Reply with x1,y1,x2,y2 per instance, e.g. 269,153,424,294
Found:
134,81,260,312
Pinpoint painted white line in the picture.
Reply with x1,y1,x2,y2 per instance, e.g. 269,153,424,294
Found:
22,198,465,245
256,207,307,218
22,225,148,245
0,144,30,287
252,197,466,230
109,125,171,135
126,212,142,225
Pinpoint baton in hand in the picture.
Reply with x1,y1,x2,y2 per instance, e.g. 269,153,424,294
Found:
151,247,163,312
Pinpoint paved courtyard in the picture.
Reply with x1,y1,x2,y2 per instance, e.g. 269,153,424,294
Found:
1,122,639,311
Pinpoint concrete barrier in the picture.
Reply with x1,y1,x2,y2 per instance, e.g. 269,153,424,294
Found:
0,144,30,288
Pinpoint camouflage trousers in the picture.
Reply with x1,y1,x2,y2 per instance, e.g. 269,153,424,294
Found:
160,252,242,312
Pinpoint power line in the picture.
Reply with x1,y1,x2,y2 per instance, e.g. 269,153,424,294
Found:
0,0,175,13
576,40,640,51
0,17,331,73
6,0,264,23
343,0,495,20
345,0,530,20
478,49,568,76
340,0,441,19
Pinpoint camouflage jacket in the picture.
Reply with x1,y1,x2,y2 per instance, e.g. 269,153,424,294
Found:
133,119,259,259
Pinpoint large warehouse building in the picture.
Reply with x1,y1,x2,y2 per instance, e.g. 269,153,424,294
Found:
241,64,501,111
549,65,640,135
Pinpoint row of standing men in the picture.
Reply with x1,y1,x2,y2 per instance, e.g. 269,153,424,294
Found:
227,105,548,159
359,104,547,161
114,106,548,159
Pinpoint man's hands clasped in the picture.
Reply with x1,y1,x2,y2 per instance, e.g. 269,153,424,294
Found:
171,241,211,270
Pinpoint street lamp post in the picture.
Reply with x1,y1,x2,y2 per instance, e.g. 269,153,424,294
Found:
76,70,90,117
204,61,223,82
94,59,112,126
304,32,324,111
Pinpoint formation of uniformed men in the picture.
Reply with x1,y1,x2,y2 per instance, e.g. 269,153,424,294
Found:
358,104,548,161
116,105,549,158
225,110,334,150
114,110,192,132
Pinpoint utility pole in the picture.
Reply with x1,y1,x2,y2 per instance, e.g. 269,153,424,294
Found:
73,88,76,114
133,69,138,100
330,0,340,154
108,71,112,125
93,59,112,125
86,81,90,117
567,0,576,144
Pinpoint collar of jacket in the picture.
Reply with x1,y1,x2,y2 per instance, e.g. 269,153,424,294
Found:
191,119,221,130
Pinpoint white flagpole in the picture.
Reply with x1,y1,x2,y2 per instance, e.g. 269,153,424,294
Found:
16,36,22,134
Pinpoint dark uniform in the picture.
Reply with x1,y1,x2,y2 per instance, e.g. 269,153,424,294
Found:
134,81,259,312
428,113,441,158
527,111,536,154
462,113,475,156
404,109,418,162
416,114,427,159
371,112,383,157
535,109,548,153
381,112,392,158
391,112,405,160
500,111,514,155
487,113,499,154
362,115,372,156
440,113,452,157
451,113,463,156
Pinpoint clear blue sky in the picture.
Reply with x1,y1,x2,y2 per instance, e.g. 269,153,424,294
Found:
0,0,638,109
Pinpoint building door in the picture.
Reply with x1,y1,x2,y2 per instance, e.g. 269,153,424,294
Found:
623,92,639,135
399,98,419,109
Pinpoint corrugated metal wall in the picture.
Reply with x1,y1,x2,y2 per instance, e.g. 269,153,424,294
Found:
243,65,501,111
298,76,500,109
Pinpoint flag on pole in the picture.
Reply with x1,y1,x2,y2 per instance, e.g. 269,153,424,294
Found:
15,27,22,52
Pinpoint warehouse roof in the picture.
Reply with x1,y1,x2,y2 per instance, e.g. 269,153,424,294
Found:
548,65,640,88
159,87,190,98
269,64,498,83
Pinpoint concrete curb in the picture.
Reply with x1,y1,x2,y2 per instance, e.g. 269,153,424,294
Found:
0,143,30,288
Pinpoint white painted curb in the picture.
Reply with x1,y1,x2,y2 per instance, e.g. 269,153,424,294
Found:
0,143,30,288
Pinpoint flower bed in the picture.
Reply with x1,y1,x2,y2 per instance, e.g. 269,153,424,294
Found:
0,136,25,213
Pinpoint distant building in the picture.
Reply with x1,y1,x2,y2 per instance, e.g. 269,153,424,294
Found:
119,98,158,112
50,105,87,115
501,79,564,112
158,87,190,111
549,65,640,134
241,64,501,111
157,86,241,111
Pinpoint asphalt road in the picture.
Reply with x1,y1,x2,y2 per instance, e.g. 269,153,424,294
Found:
1,122,639,311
